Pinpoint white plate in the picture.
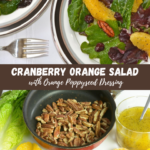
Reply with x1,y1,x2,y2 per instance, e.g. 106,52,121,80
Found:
51,0,150,64
1,90,149,150
0,0,51,36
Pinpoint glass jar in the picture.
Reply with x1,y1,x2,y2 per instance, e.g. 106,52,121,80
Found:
115,96,150,150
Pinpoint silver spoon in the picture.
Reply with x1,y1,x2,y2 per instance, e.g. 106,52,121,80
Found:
140,94,150,120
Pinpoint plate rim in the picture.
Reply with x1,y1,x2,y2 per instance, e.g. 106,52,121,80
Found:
0,0,51,36
50,0,79,64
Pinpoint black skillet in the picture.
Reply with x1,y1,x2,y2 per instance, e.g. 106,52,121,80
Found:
23,90,116,150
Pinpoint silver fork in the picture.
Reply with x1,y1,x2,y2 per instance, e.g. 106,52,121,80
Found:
0,38,49,58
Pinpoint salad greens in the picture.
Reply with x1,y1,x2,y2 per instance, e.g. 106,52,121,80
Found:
81,20,122,64
85,20,120,46
2,103,27,150
68,0,90,32
0,90,29,150
0,0,20,15
68,0,150,64
0,91,11,98
142,0,150,9
111,0,135,29
81,37,121,64
0,103,13,132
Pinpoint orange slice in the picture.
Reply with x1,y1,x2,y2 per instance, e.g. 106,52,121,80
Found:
33,143,41,150
16,142,33,150
130,32,150,56
132,0,143,12
83,0,116,21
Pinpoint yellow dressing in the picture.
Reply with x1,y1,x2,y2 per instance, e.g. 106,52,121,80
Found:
118,107,150,132
116,107,150,150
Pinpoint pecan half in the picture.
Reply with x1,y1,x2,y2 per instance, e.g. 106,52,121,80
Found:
43,113,49,122
46,105,54,112
57,102,67,107
37,122,41,129
52,102,58,110
75,109,88,115
80,102,91,106
93,111,100,124
80,114,89,120
73,137,81,147
97,20,115,37
83,121,93,128
54,126,61,140
76,125,88,131
99,107,108,121
98,100,103,108
41,124,55,129
42,108,48,113
95,121,101,137
92,104,102,110
41,128,54,134
35,116,46,124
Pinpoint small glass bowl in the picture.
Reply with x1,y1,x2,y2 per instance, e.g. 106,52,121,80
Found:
115,96,150,150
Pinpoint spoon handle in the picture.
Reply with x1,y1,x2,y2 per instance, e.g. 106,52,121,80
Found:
140,95,150,120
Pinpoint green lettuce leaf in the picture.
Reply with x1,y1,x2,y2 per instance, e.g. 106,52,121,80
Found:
85,20,120,46
2,91,29,150
0,91,11,98
111,0,134,29
0,103,13,132
81,20,121,64
0,0,20,15
0,90,22,109
2,107,27,150
68,0,90,32
81,37,122,64
142,0,150,9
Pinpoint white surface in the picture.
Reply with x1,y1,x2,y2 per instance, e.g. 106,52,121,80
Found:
0,2,65,64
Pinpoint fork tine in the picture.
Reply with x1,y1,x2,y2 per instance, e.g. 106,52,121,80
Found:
23,44,49,48
23,49,48,52
23,52,49,58
25,39,48,43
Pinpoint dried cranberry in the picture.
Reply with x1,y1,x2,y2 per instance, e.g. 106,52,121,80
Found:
99,0,113,8
85,15,94,24
18,0,32,8
114,12,123,23
95,43,105,52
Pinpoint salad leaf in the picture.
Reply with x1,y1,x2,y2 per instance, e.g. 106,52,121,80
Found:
81,37,121,64
108,29,148,64
81,20,121,64
131,6,150,29
0,90,22,109
2,91,29,150
0,103,13,132
0,91,11,98
68,0,90,32
111,0,135,29
0,0,21,15
142,0,150,9
2,106,27,150
85,20,120,46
